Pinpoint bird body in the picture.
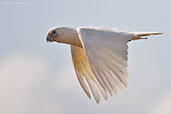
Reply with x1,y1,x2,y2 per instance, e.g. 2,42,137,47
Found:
46,26,162,103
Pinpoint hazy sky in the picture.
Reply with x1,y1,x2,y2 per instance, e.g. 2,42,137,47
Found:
0,0,171,114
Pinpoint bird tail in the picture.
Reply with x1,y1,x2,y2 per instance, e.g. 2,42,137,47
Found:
130,32,163,41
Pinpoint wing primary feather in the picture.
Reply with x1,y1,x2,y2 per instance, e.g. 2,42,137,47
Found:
74,67,91,99
99,71,113,96
95,46,128,88
71,46,91,99
108,64,128,88
86,77,100,103
103,54,129,79
104,71,118,94
109,71,124,90
86,51,107,91
100,54,128,88
96,82,108,100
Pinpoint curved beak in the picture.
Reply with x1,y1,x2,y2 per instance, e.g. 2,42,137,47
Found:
46,37,49,43
46,35,50,43
46,32,52,43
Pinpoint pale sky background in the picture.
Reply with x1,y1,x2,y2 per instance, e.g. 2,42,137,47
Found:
0,0,171,114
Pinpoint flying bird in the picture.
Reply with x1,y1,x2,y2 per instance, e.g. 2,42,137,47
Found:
46,26,162,103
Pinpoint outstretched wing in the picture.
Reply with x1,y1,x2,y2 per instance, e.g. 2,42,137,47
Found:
77,27,134,98
71,45,108,103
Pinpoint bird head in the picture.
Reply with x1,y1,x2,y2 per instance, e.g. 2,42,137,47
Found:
46,26,80,46
46,27,76,43
46,27,59,42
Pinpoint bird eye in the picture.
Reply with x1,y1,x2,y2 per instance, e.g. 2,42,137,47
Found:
52,30,58,37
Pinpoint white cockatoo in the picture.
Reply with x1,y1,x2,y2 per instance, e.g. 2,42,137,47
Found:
46,26,162,103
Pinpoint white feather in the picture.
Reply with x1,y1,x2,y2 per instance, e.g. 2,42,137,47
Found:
77,27,133,95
